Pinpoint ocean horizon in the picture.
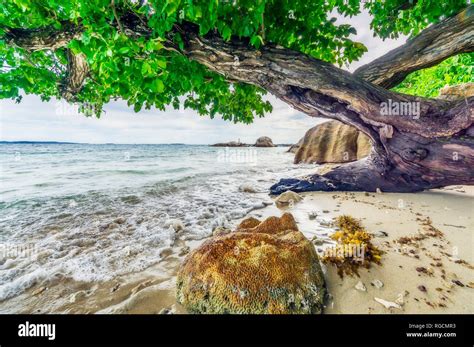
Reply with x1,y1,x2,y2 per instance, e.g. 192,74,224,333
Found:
0,141,293,146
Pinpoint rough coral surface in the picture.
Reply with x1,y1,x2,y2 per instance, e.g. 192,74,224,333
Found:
236,216,261,230
176,213,326,314
236,213,298,234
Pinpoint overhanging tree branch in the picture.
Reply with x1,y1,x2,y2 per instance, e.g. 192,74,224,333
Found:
180,24,471,138
354,5,474,89
3,21,83,51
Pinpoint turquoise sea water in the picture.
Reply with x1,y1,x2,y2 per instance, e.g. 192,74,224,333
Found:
0,143,315,300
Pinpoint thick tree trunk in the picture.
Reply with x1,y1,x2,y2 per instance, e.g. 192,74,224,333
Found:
269,87,474,194
3,8,474,193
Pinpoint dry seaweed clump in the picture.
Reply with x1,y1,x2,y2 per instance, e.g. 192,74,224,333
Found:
322,215,383,278
176,213,326,314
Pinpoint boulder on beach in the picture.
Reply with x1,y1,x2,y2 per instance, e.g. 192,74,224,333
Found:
176,213,326,314
293,121,371,164
254,136,276,147
274,190,303,205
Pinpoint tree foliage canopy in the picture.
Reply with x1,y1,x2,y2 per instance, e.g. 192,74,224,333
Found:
0,0,471,121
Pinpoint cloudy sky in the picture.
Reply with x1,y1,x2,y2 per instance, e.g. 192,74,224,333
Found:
0,10,406,145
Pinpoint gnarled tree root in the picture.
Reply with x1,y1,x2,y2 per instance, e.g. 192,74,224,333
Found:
270,158,426,194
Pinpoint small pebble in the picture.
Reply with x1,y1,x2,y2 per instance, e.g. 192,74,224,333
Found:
111,283,120,293
114,217,126,224
371,279,384,289
373,230,388,237
452,280,464,287
355,281,367,292
417,285,427,293
159,307,174,314
32,287,46,296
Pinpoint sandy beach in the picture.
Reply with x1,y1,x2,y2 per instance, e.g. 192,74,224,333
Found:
2,183,472,314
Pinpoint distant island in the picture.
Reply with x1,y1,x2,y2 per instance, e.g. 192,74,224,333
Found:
211,136,277,147
0,141,78,144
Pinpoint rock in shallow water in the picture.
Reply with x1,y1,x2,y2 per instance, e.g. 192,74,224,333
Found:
238,184,257,193
176,213,326,314
254,136,276,147
163,219,185,232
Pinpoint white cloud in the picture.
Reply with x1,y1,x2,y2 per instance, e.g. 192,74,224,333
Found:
334,9,407,71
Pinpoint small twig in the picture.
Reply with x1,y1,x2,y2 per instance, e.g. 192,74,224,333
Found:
162,44,181,54
124,2,148,27
111,0,124,33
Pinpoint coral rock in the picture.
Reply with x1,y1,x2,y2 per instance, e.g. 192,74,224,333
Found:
236,216,261,230
176,213,325,314
237,213,298,234
212,226,232,236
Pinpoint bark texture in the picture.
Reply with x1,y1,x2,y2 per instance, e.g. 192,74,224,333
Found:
354,5,474,89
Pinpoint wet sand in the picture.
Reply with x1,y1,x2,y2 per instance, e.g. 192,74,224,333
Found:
1,186,472,314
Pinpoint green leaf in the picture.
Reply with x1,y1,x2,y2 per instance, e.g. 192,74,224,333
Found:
150,79,165,93
118,47,130,54
156,60,167,69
